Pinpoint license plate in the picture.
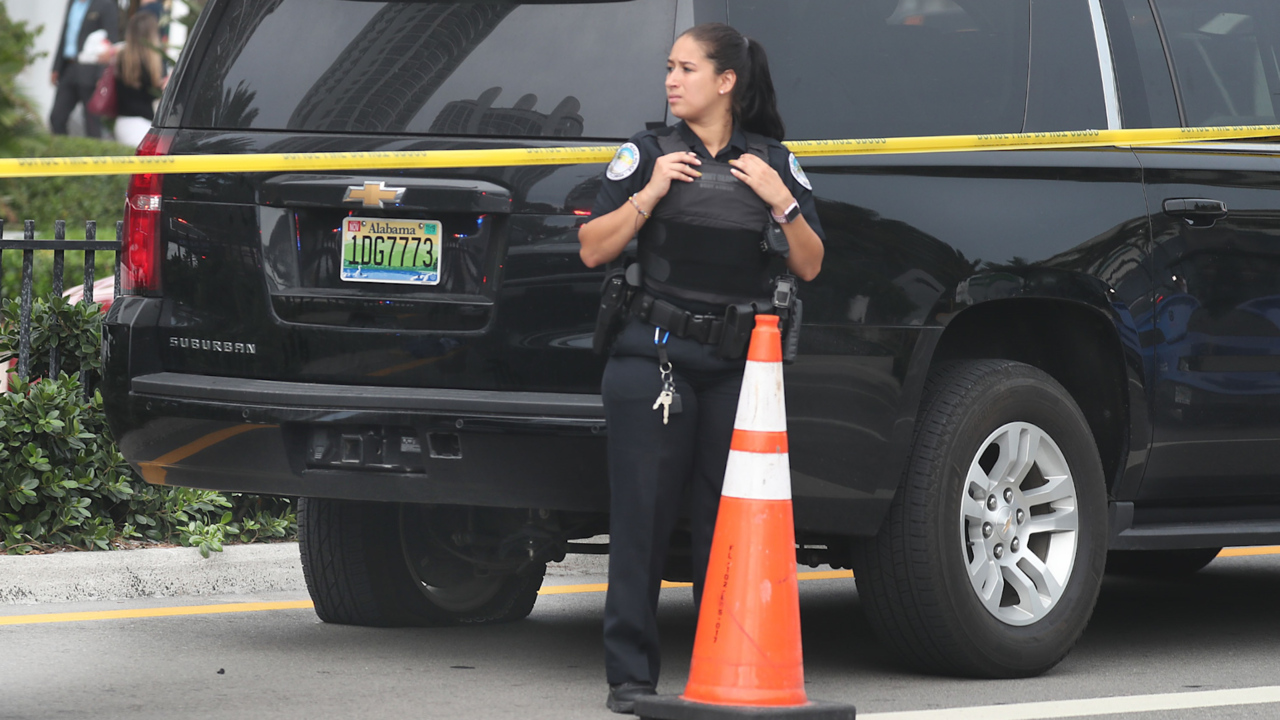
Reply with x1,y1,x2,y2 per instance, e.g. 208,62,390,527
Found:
340,217,441,286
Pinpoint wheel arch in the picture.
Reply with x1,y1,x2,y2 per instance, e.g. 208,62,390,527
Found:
926,296,1145,494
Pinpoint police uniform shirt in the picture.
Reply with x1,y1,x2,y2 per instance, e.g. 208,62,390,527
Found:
592,122,825,242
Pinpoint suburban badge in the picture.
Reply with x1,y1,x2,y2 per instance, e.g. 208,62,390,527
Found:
169,337,257,354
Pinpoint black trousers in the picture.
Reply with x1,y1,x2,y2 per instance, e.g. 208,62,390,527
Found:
50,62,105,138
602,318,744,686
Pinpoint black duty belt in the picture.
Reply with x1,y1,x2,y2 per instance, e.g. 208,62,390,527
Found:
631,293,725,346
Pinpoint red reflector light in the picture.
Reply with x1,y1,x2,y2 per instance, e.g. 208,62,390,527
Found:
121,130,174,295
572,209,592,216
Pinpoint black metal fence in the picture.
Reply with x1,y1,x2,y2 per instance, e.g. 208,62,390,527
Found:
0,220,121,389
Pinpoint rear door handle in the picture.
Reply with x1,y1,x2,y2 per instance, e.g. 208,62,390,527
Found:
1163,198,1228,226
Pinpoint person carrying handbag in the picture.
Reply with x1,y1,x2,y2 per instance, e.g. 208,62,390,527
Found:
110,12,169,149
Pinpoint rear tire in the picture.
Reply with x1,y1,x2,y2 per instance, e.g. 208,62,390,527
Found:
298,498,544,627
853,360,1108,678
1107,548,1221,577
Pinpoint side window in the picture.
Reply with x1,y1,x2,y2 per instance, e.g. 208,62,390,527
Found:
1100,0,1181,128
1151,0,1280,126
1024,0,1109,132
727,0,1030,140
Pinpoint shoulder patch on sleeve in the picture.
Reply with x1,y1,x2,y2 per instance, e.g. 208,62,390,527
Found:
606,143,641,182
788,153,812,191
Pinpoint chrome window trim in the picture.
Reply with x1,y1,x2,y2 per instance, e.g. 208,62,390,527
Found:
675,0,694,35
1088,0,1123,130
667,0,695,126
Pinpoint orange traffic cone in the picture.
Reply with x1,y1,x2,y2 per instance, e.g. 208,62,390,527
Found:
636,315,856,720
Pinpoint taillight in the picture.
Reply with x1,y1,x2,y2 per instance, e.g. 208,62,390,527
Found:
121,130,174,295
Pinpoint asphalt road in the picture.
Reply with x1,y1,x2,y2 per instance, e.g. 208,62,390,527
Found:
3,551,1280,720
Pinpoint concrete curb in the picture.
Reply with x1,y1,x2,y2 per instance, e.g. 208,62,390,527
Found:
0,542,609,605
0,543,307,605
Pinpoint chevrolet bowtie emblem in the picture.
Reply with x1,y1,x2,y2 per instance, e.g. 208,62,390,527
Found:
343,182,405,208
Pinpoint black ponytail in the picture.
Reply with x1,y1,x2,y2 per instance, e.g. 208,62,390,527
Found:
681,23,786,141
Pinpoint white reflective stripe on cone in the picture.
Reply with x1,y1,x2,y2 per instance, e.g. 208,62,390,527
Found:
733,360,787,434
721,450,793,501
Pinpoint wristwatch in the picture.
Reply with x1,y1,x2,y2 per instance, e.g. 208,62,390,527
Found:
771,199,801,225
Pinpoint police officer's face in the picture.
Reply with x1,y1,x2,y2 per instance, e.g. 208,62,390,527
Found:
666,35,735,122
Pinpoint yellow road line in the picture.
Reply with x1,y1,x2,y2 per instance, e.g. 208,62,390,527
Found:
4,125,1280,178
537,570,849,596
539,580,691,595
7,549,1278,628
0,600,314,626
538,582,609,595
798,569,855,581
0,570,853,626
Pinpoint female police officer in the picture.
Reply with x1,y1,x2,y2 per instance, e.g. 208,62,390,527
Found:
578,23,825,714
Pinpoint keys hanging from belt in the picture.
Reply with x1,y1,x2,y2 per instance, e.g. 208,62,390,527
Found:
652,328,683,425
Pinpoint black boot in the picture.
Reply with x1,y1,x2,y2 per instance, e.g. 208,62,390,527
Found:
606,681,657,714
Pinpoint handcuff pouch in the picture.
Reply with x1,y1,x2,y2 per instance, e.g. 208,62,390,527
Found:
718,303,758,360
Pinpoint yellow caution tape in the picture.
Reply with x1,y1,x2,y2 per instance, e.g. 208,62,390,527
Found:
787,124,1280,157
0,145,622,179
2,125,1279,179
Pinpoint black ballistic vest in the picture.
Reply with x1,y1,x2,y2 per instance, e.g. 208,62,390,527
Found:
639,131,783,309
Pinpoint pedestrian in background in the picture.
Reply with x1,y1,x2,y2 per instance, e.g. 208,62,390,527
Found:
50,0,120,138
138,0,172,45
112,12,167,148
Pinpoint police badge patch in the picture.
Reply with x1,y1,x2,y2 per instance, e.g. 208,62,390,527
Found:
788,153,812,191
607,143,641,181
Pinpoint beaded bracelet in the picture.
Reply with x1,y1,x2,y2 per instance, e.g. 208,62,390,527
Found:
628,194,651,220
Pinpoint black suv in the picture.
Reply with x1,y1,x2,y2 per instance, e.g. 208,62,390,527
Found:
102,0,1280,677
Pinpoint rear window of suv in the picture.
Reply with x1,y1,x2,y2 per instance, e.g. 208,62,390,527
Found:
185,0,675,138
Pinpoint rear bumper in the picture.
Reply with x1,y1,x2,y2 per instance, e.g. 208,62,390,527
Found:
101,298,610,511
107,372,610,511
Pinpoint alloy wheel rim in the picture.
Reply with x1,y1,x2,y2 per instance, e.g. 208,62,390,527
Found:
959,422,1079,627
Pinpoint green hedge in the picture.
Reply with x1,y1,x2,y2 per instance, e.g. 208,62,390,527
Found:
0,296,296,556
0,133,131,233
0,133,128,303
0,3,42,157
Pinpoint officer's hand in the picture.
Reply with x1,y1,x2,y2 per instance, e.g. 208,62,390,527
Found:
641,151,702,206
728,154,793,216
